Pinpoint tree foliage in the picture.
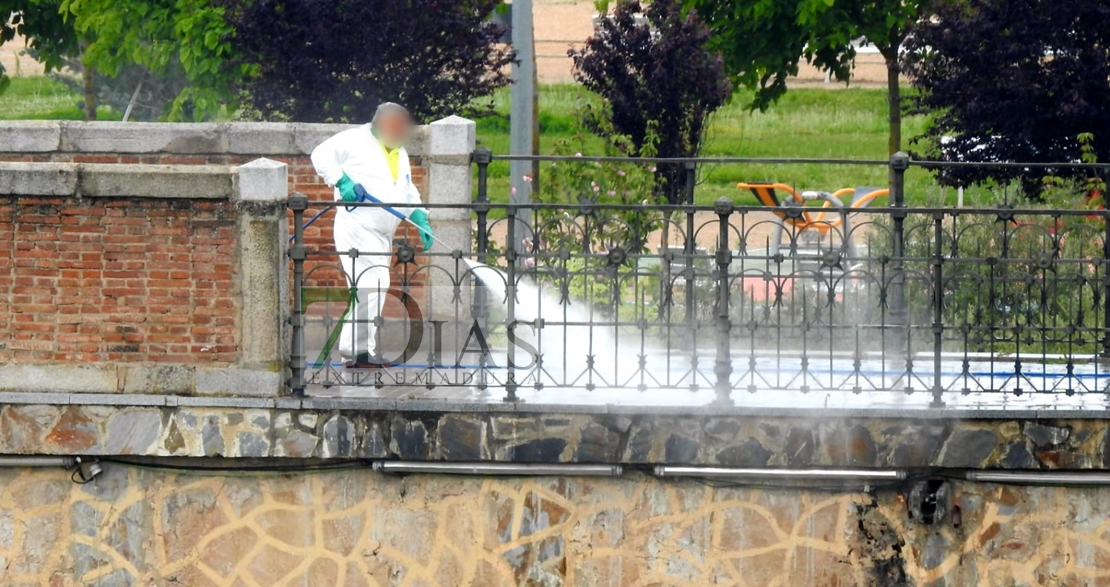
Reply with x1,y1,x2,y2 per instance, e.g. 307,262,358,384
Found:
46,56,192,121
688,0,926,153
224,0,515,123
57,0,246,120
903,0,1110,196
0,0,79,95
569,0,731,204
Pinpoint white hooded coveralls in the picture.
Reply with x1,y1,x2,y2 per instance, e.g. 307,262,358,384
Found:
310,124,424,359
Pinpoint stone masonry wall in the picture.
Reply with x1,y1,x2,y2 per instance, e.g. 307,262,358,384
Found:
0,465,1107,587
1,399,1105,469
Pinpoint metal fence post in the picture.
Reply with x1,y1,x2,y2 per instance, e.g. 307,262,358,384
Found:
683,162,697,338
714,197,734,405
473,148,492,263
1103,210,1110,359
931,213,945,407
287,192,308,397
889,153,910,362
504,204,519,402
472,149,492,391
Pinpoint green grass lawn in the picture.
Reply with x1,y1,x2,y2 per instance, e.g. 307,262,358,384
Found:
473,85,964,207
0,76,118,120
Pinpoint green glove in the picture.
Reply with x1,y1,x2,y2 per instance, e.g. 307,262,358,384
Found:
335,174,358,203
409,209,434,251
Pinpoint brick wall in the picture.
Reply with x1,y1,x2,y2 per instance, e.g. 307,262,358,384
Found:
0,196,237,364
0,121,448,377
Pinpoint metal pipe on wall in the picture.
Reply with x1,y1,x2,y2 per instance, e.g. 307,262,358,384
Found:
967,471,1110,485
654,466,908,481
372,461,622,477
0,456,76,468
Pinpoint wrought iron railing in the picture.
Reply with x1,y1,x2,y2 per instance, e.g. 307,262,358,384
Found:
288,153,1110,407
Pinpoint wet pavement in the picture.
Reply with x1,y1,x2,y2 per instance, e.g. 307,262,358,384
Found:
305,353,1110,414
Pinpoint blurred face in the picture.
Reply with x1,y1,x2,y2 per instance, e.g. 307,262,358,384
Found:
376,111,413,149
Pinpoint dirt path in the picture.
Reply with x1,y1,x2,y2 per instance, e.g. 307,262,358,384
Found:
0,35,44,77
533,0,893,85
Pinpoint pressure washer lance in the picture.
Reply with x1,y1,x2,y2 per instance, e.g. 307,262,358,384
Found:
289,184,449,252
352,184,451,251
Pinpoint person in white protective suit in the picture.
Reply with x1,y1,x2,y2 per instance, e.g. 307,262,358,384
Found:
311,103,434,368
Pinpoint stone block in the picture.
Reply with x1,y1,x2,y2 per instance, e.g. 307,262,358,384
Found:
62,121,225,153
276,429,319,458
105,409,162,454
426,116,476,158
438,414,488,460
201,415,225,456
664,433,700,463
322,414,357,458
574,422,622,462
360,422,388,458
0,363,118,393
426,163,474,213
0,120,62,152
121,365,194,394
1003,442,1037,468
389,416,429,459
822,424,877,466
1024,422,1071,448
236,157,289,202
228,123,296,155
292,123,359,155
0,162,77,196
236,174,289,371
716,438,772,467
0,404,63,453
195,368,283,397
78,163,234,199
940,428,999,467
507,437,568,462
236,431,271,457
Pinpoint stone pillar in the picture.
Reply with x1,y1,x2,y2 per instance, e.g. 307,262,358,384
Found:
218,157,289,396
426,115,476,245
424,117,476,333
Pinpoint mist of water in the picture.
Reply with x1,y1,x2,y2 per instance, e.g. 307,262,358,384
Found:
462,258,641,387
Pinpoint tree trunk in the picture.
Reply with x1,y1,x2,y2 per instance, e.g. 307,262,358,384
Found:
81,60,97,121
883,49,901,155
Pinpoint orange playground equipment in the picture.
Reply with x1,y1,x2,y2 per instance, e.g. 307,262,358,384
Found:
737,183,890,257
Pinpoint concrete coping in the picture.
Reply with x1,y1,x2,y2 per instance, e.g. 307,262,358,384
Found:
0,120,429,157
0,161,236,199
0,363,282,397
0,385,1105,420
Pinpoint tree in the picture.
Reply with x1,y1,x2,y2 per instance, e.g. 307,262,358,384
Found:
47,56,193,121
902,0,1110,196
688,0,927,154
0,0,81,103
569,0,732,204
224,0,515,123
58,0,247,120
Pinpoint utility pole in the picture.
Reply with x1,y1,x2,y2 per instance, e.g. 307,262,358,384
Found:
509,0,537,258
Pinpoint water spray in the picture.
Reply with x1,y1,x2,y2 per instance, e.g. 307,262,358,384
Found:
350,185,454,252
